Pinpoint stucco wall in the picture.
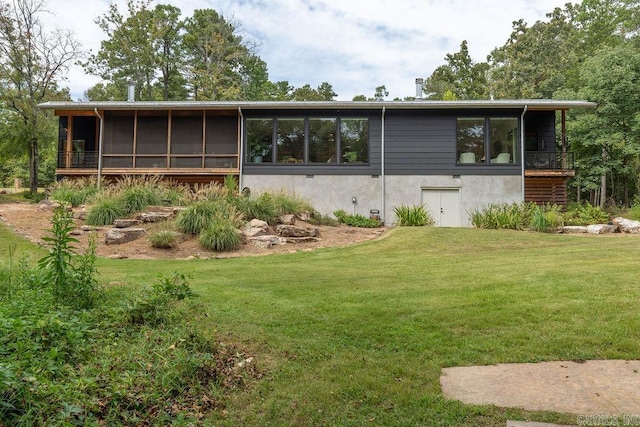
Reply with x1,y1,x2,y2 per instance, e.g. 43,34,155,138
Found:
241,174,522,226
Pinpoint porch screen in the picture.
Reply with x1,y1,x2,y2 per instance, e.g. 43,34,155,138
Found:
103,111,134,154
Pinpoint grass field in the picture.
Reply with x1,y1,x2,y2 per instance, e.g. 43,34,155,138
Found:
3,221,640,425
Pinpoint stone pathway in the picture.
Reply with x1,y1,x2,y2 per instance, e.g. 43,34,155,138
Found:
441,360,640,421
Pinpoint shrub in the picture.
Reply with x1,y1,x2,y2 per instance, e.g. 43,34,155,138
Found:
393,204,434,226
334,209,381,228
176,200,217,234
199,219,242,251
85,197,126,226
469,202,536,230
236,194,278,224
49,178,98,207
628,204,640,221
563,202,609,226
308,211,340,226
530,204,563,232
119,185,162,215
148,229,178,249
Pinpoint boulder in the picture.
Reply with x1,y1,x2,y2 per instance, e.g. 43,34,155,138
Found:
586,224,616,235
105,227,146,245
612,217,640,234
38,200,69,212
69,229,84,236
276,224,319,238
114,219,141,228
278,214,297,225
561,226,588,234
73,207,87,220
244,219,270,237
283,236,320,243
136,212,172,223
297,211,312,221
249,235,284,249
80,225,98,232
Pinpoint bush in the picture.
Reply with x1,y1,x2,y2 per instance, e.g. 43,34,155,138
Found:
86,197,126,226
530,204,564,232
393,204,434,226
49,178,98,207
119,185,162,215
563,202,609,226
236,194,278,224
148,230,178,249
469,202,536,230
199,219,242,252
334,209,381,228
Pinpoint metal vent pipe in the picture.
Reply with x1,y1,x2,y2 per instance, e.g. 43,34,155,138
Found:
415,78,424,99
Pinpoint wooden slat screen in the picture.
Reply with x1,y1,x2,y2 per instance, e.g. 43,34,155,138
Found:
524,176,568,207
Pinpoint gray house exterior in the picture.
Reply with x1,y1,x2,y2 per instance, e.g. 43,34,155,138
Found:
39,99,595,226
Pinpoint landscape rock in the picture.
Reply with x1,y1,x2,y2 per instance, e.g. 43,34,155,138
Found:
136,212,172,223
105,227,146,245
114,219,141,228
73,207,87,220
283,236,320,243
276,224,319,238
107,254,128,259
244,219,270,237
561,226,588,234
69,229,84,236
249,235,284,249
80,225,98,232
38,200,69,212
297,212,312,221
278,214,297,225
612,217,640,234
586,224,616,235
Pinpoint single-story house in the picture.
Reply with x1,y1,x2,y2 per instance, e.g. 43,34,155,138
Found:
38,99,595,226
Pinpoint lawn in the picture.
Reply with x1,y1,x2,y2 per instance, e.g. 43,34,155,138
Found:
4,223,640,425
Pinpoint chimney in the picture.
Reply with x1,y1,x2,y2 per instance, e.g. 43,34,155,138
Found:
415,78,424,100
127,81,136,102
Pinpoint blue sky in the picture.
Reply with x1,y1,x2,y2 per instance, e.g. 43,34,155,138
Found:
44,0,565,100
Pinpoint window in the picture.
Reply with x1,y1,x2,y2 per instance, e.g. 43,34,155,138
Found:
245,116,370,165
457,117,518,165
277,119,305,163
340,119,369,163
246,118,273,163
309,118,336,163
456,118,484,164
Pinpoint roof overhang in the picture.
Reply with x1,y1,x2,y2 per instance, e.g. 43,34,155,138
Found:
38,99,596,113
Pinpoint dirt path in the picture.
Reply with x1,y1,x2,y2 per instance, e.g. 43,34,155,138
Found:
0,202,386,260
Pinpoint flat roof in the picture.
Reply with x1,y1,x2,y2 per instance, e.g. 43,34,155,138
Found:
38,99,596,112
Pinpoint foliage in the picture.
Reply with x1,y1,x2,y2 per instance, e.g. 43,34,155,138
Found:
37,208,99,309
334,209,381,228
529,204,564,232
424,40,490,100
175,200,218,234
469,202,537,230
308,211,340,226
393,204,435,226
563,202,610,225
0,0,82,192
147,222,180,249
85,197,126,226
119,185,163,215
199,219,242,252
49,178,99,207
0,242,258,425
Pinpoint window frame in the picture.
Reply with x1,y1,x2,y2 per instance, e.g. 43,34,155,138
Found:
244,116,370,166
456,116,519,166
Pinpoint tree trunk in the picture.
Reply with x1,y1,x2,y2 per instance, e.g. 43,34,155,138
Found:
599,146,607,209
29,137,38,193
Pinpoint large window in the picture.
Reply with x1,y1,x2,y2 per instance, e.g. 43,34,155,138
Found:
309,118,336,163
245,116,369,165
457,117,518,165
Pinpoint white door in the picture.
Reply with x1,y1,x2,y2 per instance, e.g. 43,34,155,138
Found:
421,189,460,227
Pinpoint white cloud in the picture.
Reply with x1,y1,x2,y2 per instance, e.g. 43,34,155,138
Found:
41,0,564,101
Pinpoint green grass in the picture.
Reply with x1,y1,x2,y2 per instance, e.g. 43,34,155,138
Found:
3,224,640,425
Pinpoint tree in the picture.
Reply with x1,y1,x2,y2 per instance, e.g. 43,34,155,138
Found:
352,85,388,101
151,3,186,100
423,40,489,100
291,82,336,101
182,9,251,100
568,43,640,206
0,0,81,192
85,0,156,100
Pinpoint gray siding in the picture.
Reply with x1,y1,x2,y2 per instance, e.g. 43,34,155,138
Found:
384,110,522,176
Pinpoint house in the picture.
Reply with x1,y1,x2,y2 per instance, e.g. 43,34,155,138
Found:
39,99,595,226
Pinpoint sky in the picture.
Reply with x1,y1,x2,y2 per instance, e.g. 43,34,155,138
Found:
41,0,566,101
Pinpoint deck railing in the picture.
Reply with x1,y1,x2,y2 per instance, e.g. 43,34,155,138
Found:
58,151,99,169
524,151,574,170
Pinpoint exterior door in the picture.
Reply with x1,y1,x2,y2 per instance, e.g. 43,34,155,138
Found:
421,189,460,227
